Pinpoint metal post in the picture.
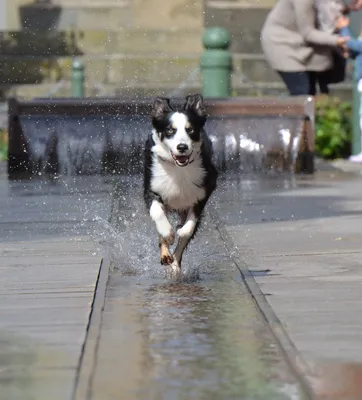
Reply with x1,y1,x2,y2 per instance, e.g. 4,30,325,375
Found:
71,58,85,98
352,77,360,155
350,11,362,155
200,27,232,98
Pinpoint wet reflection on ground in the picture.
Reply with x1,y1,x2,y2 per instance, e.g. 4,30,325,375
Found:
0,331,75,400
311,362,362,400
90,175,311,400
92,266,306,400
4,170,362,399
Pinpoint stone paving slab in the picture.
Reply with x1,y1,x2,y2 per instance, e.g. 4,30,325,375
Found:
222,173,362,390
0,173,113,400
0,238,101,399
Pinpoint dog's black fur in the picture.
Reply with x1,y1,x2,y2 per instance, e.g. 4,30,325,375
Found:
143,94,218,272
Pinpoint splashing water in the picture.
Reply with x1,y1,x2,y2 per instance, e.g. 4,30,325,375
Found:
19,113,304,177
87,175,232,281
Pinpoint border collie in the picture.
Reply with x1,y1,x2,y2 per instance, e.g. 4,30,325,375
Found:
143,94,218,274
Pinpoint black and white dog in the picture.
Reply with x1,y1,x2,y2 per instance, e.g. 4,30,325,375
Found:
143,94,217,274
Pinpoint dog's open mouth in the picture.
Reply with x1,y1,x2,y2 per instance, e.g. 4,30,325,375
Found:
171,152,191,167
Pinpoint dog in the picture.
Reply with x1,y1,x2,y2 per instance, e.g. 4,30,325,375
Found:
143,94,218,274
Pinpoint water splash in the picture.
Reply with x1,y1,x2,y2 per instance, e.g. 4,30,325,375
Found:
85,175,232,281
19,114,303,177
167,68,201,98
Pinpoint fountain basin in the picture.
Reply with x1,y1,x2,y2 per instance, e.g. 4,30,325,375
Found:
7,96,314,177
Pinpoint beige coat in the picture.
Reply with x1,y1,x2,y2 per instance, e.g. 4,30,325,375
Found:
315,0,345,33
261,0,340,72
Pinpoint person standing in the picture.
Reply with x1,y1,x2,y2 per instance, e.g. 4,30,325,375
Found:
261,0,349,96
315,0,348,94
336,15,362,162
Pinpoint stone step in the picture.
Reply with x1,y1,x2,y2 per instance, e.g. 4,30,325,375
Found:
1,53,354,88
205,1,276,7
0,28,203,57
4,79,353,102
235,55,355,84
0,55,200,86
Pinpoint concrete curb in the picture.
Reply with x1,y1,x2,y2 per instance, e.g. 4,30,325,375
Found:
0,161,7,174
73,257,111,400
316,157,362,176
216,225,316,400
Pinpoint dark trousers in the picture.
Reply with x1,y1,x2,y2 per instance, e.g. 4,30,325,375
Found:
277,71,329,96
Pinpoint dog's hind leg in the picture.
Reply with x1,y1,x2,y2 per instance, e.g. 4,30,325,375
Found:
171,209,198,271
176,210,187,231
172,237,190,271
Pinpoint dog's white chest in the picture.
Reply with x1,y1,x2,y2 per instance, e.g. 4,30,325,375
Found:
151,157,206,210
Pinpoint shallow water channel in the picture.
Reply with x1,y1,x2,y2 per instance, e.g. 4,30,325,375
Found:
88,175,311,400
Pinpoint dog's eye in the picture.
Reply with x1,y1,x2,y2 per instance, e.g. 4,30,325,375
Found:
165,127,176,136
186,127,194,134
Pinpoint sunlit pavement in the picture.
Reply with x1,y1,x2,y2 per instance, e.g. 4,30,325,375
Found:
2,160,362,399
0,170,112,400
220,164,362,399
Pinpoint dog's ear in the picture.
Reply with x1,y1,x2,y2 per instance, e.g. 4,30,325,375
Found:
151,97,173,119
183,94,206,117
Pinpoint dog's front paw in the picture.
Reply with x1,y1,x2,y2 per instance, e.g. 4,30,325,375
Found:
170,260,181,277
164,260,181,279
160,249,174,265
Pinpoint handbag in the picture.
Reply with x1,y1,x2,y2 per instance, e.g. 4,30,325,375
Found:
322,49,347,84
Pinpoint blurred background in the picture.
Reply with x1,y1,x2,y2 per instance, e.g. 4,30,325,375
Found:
0,0,361,162
0,0,359,100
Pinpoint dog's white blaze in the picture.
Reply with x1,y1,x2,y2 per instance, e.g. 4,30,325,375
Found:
151,130,206,210
165,112,194,156
149,200,173,239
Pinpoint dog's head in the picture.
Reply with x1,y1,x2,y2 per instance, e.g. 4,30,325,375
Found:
151,94,207,167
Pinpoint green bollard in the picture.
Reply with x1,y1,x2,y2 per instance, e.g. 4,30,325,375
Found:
200,27,232,98
352,76,360,155
71,58,85,98
350,13,362,155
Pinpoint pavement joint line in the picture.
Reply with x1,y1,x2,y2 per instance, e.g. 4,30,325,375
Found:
262,250,362,257
216,224,316,400
72,257,111,400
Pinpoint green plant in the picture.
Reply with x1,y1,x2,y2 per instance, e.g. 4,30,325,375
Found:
0,129,8,161
315,96,352,159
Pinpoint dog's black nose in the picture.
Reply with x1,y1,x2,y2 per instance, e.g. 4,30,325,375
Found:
177,143,189,153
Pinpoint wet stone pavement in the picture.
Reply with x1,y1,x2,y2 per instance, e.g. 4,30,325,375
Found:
217,170,362,399
0,170,113,400
84,177,310,400
3,164,362,399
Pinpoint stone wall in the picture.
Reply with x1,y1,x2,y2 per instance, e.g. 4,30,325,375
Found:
5,0,203,30
0,0,354,99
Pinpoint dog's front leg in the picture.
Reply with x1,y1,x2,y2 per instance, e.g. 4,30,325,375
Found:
172,208,198,271
149,200,175,264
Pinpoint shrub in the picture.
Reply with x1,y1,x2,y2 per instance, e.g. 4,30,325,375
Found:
0,129,8,161
315,96,352,159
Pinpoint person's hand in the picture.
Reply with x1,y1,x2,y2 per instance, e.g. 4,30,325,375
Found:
336,15,350,30
337,36,350,47
349,0,362,10
336,36,350,58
